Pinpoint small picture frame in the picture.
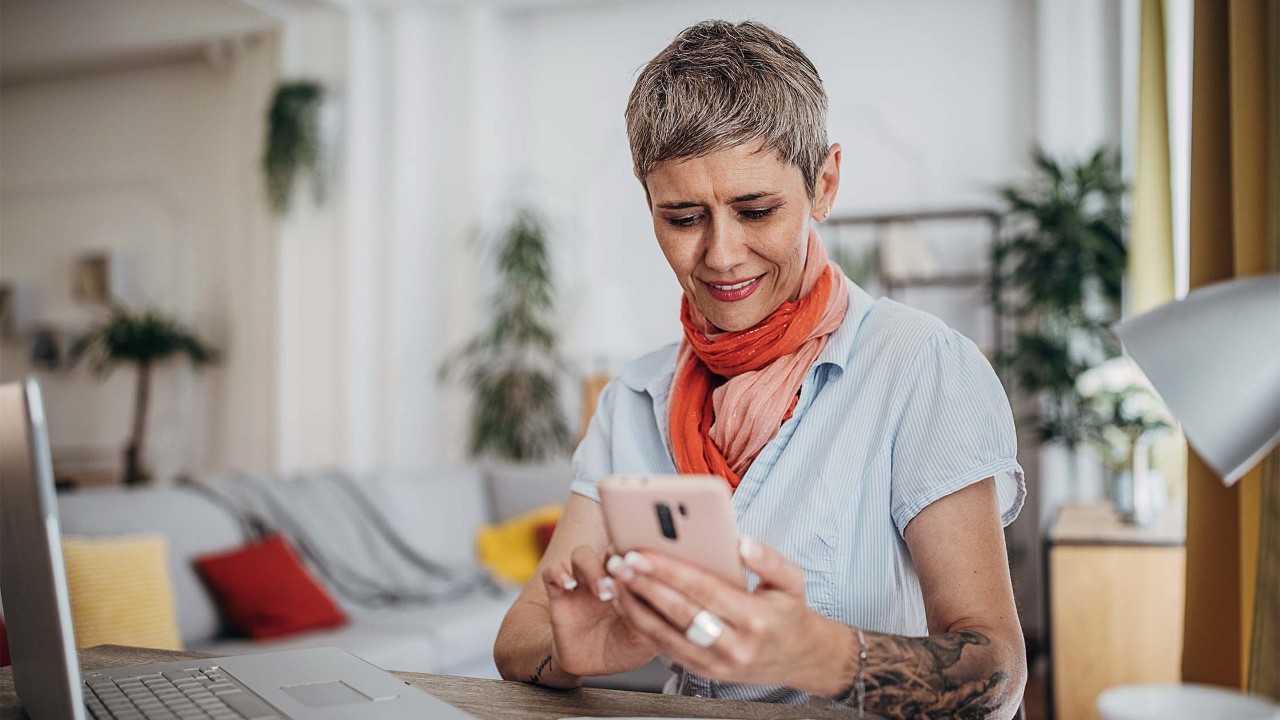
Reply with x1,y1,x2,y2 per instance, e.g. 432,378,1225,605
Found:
0,282,14,336
73,252,116,305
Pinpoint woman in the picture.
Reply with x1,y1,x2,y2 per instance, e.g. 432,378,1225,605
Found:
494,20,1027,718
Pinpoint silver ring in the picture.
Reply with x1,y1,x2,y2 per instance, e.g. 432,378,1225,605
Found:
684,609,724,648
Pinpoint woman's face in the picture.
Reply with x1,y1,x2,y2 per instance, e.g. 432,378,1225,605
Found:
645,140,841,332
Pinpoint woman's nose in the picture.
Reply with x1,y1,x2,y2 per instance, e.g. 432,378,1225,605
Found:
702,214,747,272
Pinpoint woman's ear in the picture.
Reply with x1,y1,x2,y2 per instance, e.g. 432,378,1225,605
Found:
811,143,842,222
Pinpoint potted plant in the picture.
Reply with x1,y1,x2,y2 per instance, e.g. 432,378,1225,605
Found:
1076,357,1175,523
441,208,572,462
994,147,1128,455
69,307,218,485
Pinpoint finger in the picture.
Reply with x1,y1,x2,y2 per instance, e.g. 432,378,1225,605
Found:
540,560,578,598
613,575,722,672
621,565,759,667
619,550,753,624
619,566,702,633
738,537,805,595
569,545,614,602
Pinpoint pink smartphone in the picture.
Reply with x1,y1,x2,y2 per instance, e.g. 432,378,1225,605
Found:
598,474,744,588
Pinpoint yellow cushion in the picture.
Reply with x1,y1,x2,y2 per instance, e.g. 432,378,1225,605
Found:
475,505,563,584
61,535,183,651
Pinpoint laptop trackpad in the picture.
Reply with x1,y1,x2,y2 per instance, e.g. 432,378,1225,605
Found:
282,680,398,707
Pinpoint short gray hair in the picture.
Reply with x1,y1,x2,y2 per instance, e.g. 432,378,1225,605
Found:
625,20,829,199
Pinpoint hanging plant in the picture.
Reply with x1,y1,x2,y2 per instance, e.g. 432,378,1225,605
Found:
262,80,326,215
440,208,573,462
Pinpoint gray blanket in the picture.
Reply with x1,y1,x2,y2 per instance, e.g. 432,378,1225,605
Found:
180,470,495,608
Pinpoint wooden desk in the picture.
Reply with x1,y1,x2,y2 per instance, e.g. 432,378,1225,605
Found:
1047,502,1186,720
0,645,853,719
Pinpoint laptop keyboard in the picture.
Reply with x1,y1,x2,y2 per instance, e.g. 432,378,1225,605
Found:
82,665,283,720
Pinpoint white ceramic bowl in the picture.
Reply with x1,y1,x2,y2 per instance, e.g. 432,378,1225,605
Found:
1097,683,1280,720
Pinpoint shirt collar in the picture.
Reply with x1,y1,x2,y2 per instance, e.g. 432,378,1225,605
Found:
620,274,876,394
812,275,877,380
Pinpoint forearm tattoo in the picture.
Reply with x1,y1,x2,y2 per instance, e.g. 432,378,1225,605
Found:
840,630,1012,719
527,654,554,685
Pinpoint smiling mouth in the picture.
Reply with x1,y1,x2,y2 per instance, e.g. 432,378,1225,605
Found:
708,277,758,291
701,274,764,302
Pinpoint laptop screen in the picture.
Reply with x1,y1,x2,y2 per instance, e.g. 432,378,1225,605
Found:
0,379,87,720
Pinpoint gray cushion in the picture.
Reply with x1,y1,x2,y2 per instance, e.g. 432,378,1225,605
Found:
56,486,246,645
358,468,491,568
483,459,574,522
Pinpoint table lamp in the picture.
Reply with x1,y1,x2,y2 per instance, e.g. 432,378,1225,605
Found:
1113,274,1280,486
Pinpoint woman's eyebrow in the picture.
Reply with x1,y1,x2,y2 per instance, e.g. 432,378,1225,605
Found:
728,191,780,203
656,191,781,210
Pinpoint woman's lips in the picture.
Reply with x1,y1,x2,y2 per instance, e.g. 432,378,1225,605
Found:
702,274,764,302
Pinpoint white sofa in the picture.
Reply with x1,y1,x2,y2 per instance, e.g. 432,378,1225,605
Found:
50,463,670,691
55,467,526,679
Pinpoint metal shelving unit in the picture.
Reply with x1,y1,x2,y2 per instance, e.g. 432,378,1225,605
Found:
825,207,1005,375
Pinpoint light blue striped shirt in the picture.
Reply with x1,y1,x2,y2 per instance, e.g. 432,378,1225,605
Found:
569,276,1025,704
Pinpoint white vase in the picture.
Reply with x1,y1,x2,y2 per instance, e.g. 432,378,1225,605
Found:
1115,432,1162,525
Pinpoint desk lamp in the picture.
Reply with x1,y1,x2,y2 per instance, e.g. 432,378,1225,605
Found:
1097,274,1280,720
1113,274,1280,486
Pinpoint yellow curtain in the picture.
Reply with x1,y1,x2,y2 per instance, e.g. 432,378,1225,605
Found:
1182,0,1279,695
1130,0,1188,525
1130,0,1175,314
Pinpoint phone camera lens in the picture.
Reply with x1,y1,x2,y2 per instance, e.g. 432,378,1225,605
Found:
655,502,678,540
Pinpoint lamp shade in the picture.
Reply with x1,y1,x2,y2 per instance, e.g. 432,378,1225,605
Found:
1114,274,1280,486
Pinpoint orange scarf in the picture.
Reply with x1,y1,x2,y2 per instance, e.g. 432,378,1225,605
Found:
669,229,849,489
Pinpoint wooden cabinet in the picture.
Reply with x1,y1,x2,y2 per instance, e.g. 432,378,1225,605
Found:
1047,503,1186,720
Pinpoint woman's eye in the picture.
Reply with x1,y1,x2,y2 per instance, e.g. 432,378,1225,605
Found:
668,215,701,228
740,207,776,221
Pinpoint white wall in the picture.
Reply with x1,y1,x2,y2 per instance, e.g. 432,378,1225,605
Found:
268,3,486,472
0,34,280,480
503,0,1039,361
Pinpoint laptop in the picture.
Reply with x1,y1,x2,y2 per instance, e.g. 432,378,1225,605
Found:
0,378,477,720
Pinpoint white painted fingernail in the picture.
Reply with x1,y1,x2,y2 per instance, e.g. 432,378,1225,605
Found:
597,577,616,602
606,554,633,581
561,574,578,591
739,536,760,560
623,550,652,572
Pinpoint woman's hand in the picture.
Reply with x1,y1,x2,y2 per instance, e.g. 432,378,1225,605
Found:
607,537,854,694
540,544,660,679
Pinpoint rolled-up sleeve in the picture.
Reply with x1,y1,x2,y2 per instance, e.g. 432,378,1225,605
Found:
889,328,1025,537
568,379,619,503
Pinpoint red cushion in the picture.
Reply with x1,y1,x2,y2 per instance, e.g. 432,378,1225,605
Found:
194,534,346,640
1,615,10,667
533,520,557,556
